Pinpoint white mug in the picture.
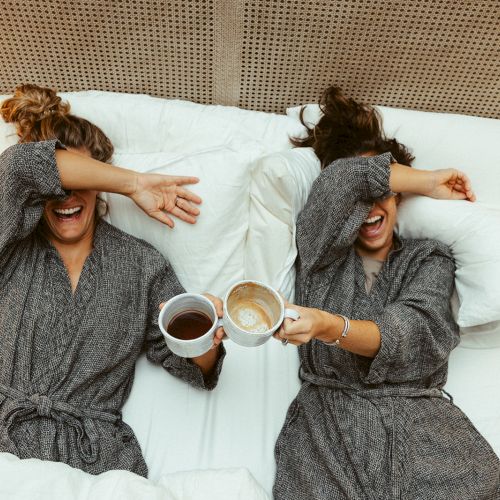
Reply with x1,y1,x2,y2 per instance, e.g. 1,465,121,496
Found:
222,280,300,347
158,293,222,358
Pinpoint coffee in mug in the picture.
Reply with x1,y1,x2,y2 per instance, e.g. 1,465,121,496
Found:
159,293,221,358
223,280,300,347
226,282,278,333
167,310,213,340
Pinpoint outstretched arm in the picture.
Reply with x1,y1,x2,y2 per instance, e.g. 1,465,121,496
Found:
296,154,475,274
389,162,475,201
54,149,202,227
145,264,226,391
277,247,458,384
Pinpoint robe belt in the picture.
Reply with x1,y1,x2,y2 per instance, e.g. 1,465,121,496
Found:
299,368,445,399
0,383,120,464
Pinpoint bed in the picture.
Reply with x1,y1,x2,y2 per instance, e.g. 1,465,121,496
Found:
0,1,499,499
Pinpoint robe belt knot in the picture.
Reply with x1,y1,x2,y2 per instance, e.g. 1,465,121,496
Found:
0,383,120,464
29,393,53,418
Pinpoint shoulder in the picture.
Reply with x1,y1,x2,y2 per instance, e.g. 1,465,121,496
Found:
96,220,169,276
397,237,455,278
401,237,453,260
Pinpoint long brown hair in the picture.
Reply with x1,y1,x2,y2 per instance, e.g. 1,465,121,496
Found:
291,86,414,169
1,84,114,163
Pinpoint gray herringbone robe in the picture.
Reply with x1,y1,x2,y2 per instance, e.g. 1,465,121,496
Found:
0,140,224,476
273,153,499,499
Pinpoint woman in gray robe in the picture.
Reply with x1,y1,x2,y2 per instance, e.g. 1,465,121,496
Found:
0,84,225,476
273,87,499,499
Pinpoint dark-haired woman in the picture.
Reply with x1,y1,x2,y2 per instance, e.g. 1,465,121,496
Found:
272,87,499,499
0,84,225,476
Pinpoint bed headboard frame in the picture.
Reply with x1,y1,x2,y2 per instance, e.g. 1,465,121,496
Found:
1,0,498,119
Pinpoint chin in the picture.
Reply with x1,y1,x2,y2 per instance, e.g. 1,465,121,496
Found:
43,216,95,244
356,233,393,256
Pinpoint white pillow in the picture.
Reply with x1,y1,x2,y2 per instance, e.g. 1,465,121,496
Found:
286,104,500,329
246,148,320,300
397,197,500,327
106,148,251,296
60,91,303,155
287,104,500,208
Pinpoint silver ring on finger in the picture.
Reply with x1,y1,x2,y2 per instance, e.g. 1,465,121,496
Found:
281,338,288,346
175,196,180,206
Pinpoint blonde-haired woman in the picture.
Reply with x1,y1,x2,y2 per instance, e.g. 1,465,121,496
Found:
0,84,225,476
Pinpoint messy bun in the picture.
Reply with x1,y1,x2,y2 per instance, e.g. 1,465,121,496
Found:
291,86,414,169
1,84,113,163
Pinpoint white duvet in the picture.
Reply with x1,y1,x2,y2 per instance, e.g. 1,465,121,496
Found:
0,452,269,500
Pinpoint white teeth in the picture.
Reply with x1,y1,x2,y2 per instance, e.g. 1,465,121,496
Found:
365,215,382,224
54,206,82,215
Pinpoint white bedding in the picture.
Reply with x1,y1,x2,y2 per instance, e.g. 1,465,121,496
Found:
0,452,269,500
0,91,498,498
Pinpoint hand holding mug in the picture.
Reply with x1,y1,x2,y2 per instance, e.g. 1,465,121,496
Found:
202,293,225,349
222,280,300,347
159,293,224,358
274,303,337,346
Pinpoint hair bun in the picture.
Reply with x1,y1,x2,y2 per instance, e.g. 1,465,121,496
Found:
1,83,70,134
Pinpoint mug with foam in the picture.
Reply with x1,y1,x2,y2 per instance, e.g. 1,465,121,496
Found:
223,280,300,347
158,293,222,358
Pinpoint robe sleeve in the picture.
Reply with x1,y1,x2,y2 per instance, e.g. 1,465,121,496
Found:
144,262,225,391
360,246,459,385
296,152,393,274
0,140,67,263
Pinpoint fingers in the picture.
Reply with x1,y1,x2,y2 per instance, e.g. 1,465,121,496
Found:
203,293,224,317
282,317,307,336
175,197,201,216
167,176,200,187
214,327,226,341
212,327,226,349
448,170,476,202
282,334,311,346
169,206,198,224
176,187,202,205
149,209,175,228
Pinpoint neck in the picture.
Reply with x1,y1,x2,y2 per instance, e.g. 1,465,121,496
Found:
47,224,96,266
355,236,393,261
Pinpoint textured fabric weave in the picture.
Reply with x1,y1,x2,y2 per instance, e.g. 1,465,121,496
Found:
273,154,500,499
0,1,498,118
0,140,225,476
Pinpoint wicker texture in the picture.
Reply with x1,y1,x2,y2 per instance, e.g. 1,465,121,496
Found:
0,0,498,118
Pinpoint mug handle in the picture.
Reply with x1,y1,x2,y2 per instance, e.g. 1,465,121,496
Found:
284,308,300,321
215,318,224,328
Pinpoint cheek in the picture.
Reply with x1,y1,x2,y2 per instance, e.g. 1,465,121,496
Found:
83,192,98,210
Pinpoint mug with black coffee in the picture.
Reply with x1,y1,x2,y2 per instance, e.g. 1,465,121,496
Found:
159,293,221,357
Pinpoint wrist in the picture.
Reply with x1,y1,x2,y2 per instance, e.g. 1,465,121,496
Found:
124,171,140,197
390,163,431,196
320,312,351,346
318,311,343,343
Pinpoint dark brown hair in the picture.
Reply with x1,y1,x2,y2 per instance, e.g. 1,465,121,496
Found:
1,84,114,163
291,86,414,169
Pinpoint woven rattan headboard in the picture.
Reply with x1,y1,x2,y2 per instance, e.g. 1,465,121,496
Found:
0,0,498,118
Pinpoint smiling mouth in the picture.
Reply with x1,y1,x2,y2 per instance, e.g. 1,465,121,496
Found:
53,206,83,221
360,214,385,238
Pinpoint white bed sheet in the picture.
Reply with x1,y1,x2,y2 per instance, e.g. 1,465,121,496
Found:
124,336,500,495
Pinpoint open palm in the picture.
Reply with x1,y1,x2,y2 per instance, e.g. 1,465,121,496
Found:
130,173,202,227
